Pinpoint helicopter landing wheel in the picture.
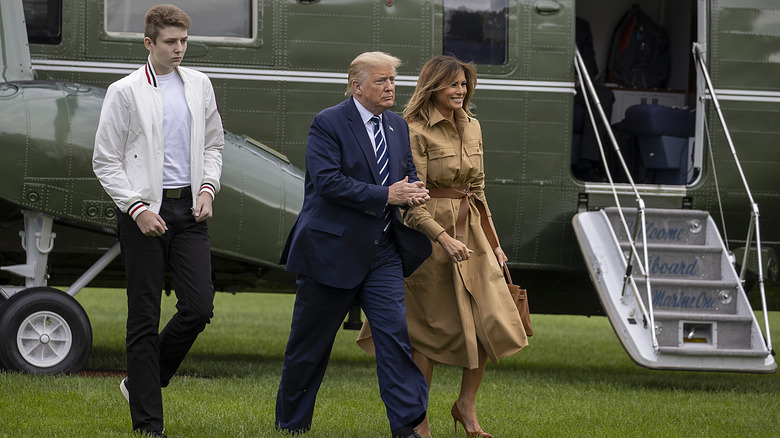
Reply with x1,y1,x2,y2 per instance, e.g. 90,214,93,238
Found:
0,287,92,374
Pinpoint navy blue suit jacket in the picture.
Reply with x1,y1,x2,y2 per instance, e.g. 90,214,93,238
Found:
280,97,431,289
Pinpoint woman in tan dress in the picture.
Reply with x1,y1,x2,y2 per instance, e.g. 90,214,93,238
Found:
358,55,527,437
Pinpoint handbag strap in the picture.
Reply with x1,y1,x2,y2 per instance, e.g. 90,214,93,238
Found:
502,263,514,285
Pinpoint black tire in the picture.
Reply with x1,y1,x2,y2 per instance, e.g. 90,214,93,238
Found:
0,294,5,371
0,287,92,374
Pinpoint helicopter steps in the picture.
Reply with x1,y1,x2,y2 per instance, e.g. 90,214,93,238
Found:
573,207,776,373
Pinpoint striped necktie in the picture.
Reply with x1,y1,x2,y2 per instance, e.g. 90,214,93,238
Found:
371,116,389,186
371,116,391,232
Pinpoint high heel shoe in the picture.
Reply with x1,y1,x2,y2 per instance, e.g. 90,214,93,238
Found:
450,402,493,438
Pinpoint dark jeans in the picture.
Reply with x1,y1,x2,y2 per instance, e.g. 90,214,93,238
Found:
117,194,214,433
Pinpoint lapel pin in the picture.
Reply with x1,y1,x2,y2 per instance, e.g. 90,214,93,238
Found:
389,125,394,132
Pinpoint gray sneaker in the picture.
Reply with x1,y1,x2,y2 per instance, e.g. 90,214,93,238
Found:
119,377,130,403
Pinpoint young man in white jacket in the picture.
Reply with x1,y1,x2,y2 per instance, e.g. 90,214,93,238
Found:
92,5,223,437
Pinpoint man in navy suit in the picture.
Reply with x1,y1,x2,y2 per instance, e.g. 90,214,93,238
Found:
275,52,431,438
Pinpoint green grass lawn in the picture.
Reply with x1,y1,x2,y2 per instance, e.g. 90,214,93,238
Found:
1,288,778,437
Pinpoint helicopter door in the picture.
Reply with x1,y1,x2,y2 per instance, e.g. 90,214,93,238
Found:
572,0,698,186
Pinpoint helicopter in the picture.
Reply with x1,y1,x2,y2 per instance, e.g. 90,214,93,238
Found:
1,0,776,374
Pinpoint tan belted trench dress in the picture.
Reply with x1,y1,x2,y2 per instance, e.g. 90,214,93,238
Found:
358,106,527,369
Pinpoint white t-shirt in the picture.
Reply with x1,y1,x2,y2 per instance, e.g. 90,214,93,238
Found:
158,70,192,188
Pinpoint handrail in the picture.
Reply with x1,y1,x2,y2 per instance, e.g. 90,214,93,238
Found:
692,42,772,352
574,48,658,350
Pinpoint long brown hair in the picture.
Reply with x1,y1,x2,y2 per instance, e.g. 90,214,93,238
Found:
403,55,477,124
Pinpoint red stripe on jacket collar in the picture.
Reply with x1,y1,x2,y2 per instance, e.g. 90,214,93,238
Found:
145,58,158,88
144,55,159,88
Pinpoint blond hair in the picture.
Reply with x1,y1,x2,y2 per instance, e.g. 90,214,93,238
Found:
403,56,477,124
144,4,191,43
345,51,402,96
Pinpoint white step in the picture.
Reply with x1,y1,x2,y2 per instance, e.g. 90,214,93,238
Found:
658,347,771,357
604,207,710,246
621,243,723,281
653,311,753,322
637,279,741,315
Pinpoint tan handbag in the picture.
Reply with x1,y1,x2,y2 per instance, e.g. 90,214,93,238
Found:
503,264,533,336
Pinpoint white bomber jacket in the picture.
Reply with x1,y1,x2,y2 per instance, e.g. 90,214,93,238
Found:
93,57,224,220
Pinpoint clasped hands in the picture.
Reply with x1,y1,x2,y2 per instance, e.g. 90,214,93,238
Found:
387,176,430,206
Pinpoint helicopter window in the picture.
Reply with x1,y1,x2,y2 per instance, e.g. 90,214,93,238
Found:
23,0,62,45
443,0,508,65
105,0,253,39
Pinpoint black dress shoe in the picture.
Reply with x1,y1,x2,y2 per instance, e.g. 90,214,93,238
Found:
391,428,421,438
136,430,166,438
392,433,421,438
391,411,426,438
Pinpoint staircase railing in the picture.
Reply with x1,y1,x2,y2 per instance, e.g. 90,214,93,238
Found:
692,43,772,353
574,48,658,350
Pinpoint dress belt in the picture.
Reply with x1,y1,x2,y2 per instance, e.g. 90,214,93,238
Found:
427,185,499,249
163,186,191,199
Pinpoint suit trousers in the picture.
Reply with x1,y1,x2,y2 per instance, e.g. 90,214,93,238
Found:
117,194,215,433
275,233,428,433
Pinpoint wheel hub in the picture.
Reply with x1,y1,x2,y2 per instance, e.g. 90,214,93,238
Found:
17,311,73,368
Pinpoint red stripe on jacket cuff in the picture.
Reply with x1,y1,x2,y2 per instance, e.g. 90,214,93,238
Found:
129,202,147,219
199,184,215,198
